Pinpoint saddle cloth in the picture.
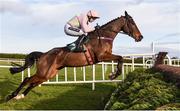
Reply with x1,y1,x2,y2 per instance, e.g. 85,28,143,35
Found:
66,36,89,52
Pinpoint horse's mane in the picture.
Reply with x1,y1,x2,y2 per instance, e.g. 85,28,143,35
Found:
89,16,123,35
100,16,121,29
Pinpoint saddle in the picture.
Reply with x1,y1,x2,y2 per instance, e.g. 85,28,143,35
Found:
66,35,94,64
66,35,89,52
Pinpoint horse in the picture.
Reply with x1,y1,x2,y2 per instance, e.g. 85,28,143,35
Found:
153,52,180,87
6,11,143,101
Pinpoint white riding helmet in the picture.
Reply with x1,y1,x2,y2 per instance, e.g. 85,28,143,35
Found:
87,10,100,18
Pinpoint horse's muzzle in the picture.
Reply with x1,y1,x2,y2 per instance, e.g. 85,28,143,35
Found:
136,35,143,42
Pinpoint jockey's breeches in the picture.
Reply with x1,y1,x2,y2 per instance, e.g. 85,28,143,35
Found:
64,24,84,37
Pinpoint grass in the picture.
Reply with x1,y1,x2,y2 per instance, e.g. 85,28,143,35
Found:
0,64,119,110
1,57,179,110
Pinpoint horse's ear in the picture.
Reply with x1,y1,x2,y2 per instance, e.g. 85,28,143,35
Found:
125,11,128,17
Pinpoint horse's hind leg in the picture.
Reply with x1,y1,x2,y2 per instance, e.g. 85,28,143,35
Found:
14,65,59,100
21,68,59,97
17,68,59,98
6,77,30,101
22,83,37,96
6,75,41,102
22,80,43,97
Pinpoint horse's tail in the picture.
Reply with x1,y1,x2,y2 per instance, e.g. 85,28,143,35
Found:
9,51,44,74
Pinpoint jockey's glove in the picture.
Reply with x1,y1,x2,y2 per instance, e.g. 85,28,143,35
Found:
95,24,101,30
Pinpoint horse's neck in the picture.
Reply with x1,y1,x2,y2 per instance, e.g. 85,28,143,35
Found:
87,16,124,48
100,16,124,39
155,55,166,65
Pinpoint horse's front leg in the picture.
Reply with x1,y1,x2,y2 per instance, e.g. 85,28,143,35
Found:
109,56,123,80
99,54,123,80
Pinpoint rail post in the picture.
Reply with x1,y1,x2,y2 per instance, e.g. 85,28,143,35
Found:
166,55,172,65
102,62,105,80
122,63,125,81
27,67,30,77
92,64,95,90
132,56,135,71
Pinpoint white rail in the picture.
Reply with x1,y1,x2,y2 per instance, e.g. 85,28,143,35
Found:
0,53,180,90
0,65,25,82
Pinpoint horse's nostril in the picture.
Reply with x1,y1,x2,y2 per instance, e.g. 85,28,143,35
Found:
140,35,143,39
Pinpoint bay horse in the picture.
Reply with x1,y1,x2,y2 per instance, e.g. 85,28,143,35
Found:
153,52,180,87
6,11,143,101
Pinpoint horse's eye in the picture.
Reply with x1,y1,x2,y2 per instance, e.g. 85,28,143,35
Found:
132,22,135,25
130,20,135,25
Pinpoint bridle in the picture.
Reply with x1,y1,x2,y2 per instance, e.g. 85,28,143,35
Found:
124,17,134,37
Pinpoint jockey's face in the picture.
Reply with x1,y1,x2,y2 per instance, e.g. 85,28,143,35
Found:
88,16,98,23
89,18,95,22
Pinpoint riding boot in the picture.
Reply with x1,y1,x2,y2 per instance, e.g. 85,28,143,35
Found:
74,35,86,52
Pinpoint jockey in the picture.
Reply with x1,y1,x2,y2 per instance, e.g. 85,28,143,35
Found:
64,10,100,52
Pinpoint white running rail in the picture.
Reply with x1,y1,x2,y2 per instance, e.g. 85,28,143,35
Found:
0,53,179,90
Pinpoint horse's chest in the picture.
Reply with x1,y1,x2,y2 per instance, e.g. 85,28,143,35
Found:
102,43,112,53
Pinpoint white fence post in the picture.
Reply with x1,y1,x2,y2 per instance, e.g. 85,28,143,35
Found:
65,67,67,82
21,71,24,82
21,61,24,81
56,73,59,82
83,66,86,81
27,68,30,77
74,67,76,81
102,62,105,80
92,64,95,90
112,61,114,72
143,56,145,68
122,63,124,81
132,56,135,71
166,55,172,65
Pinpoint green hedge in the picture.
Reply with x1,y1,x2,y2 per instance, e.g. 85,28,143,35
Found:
104,68,180,110
0,53,27,59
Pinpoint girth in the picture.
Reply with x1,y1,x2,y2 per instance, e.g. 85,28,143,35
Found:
83,45,94,65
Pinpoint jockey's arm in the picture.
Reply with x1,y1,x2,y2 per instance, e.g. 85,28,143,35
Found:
80,14,95,33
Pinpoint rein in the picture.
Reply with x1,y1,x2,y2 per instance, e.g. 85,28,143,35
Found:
93,16,132,43
95,29,114,42
98,37,114,41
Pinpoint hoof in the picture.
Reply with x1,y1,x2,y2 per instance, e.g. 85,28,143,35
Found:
6,95,14,102
14,94,25,100
9,68,16,75
108,72,116,80
109,72,120,80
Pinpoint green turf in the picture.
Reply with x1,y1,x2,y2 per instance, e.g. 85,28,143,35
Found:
0,65,119,110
